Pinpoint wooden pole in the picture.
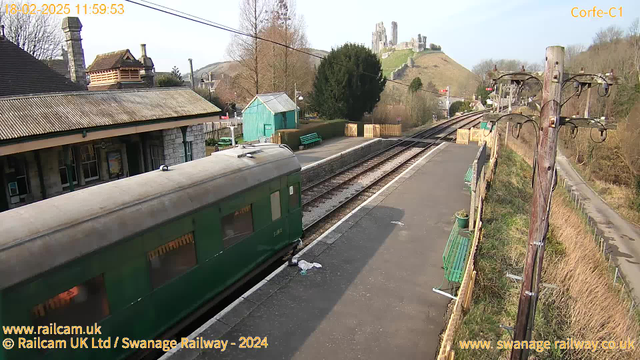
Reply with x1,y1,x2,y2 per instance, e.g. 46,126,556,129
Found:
510,46,564,360
505,122,510,147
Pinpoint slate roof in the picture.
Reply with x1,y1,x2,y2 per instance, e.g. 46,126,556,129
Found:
87,49,144,72
0,37,85,97
0,88,221,141
243,92,297,114
42,58,70,78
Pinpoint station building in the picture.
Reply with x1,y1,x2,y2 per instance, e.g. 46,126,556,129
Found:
0,17,220,212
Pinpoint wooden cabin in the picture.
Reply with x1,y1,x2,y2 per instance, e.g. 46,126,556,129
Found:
86,49,147,90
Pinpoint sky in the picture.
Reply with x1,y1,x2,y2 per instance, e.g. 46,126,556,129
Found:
23,0,640,73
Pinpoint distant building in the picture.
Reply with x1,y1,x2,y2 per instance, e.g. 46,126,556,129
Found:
371,22,388,54
86,47,154,90
0,17,220,212
371,21,427,54
242,92,298,142
390,21,398,47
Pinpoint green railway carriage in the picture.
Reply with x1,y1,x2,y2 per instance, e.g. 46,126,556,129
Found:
0,144,302,360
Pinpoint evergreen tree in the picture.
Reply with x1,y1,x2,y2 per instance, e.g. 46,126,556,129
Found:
409,77,423,93
170,66,182,80
309,44,386,121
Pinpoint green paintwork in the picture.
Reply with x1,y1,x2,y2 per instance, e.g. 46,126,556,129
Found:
0,172,302,360
442,221,470,284
300,133,322,146
243,98,297,142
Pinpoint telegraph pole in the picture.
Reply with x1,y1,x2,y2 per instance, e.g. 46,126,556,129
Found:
510,46,564,360
188,58,195,89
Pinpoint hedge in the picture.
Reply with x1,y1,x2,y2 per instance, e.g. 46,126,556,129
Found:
276,120,348,149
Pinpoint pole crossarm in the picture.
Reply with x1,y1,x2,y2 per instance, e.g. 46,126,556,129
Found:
488,71,543,84
560,117,617,130
482,112,618,131
488,70,619,86
483,113,539,123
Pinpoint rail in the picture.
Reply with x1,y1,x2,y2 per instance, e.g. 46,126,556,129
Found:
302,113,485,232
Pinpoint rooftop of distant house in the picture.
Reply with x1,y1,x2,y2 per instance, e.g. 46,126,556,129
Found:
87,49,144,72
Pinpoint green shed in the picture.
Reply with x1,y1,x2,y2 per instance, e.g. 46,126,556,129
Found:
242,92,298,142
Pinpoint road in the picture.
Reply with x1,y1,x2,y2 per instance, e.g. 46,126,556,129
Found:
556,152,640,302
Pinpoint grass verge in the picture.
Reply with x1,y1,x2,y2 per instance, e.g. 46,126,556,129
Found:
568,160,640,226
454,147,640,360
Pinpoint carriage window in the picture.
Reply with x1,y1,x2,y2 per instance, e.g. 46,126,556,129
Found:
31,275,110,327
289,184,300,210
271,191,281,221
222,205,254,248
148,232,197,289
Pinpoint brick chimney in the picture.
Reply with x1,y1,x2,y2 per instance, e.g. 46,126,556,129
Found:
138,44,155,87
61,17,87,88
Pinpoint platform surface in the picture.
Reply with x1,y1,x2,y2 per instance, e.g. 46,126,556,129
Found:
168,143,479,360
295,137,372,167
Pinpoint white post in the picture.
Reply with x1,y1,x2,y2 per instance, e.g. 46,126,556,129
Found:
469,159,478,229
446,85,450,118
294,83,298,129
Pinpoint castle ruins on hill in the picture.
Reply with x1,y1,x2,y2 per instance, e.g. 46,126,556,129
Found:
371,21,427,54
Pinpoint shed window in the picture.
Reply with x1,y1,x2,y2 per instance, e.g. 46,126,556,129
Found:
31,275,110,327
271,191,281,221
289,184,300,210
148,232,197,289
222,205,254,248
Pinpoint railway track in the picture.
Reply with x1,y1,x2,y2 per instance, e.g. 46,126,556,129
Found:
145,112,484,359
300,111,484,244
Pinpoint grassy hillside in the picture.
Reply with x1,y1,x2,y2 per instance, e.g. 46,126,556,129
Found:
381,49,415,77
382,51,480,99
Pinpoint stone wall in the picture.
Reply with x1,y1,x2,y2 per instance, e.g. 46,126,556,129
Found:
390,62,408,80
301,138,398,188
162,124,206,166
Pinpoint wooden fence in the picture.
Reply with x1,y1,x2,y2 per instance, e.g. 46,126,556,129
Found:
437,128,500,360
204,123,243,142
364,124,380,138
345,123,358,137
363,124,402,138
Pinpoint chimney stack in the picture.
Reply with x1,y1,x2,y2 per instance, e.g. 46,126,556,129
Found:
138,44,155,87
61,17,87,88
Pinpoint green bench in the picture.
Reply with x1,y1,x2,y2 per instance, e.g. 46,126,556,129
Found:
464,165,473,193
218,137,233,146
442,221,471,287
300,133,322,148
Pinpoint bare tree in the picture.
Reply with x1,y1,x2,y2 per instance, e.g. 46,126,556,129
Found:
472,59,495,82
565,44,585,71
472,59,542,82
593,25,624,45
0,0,63,59
260,0,312,97
227,0,267,99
